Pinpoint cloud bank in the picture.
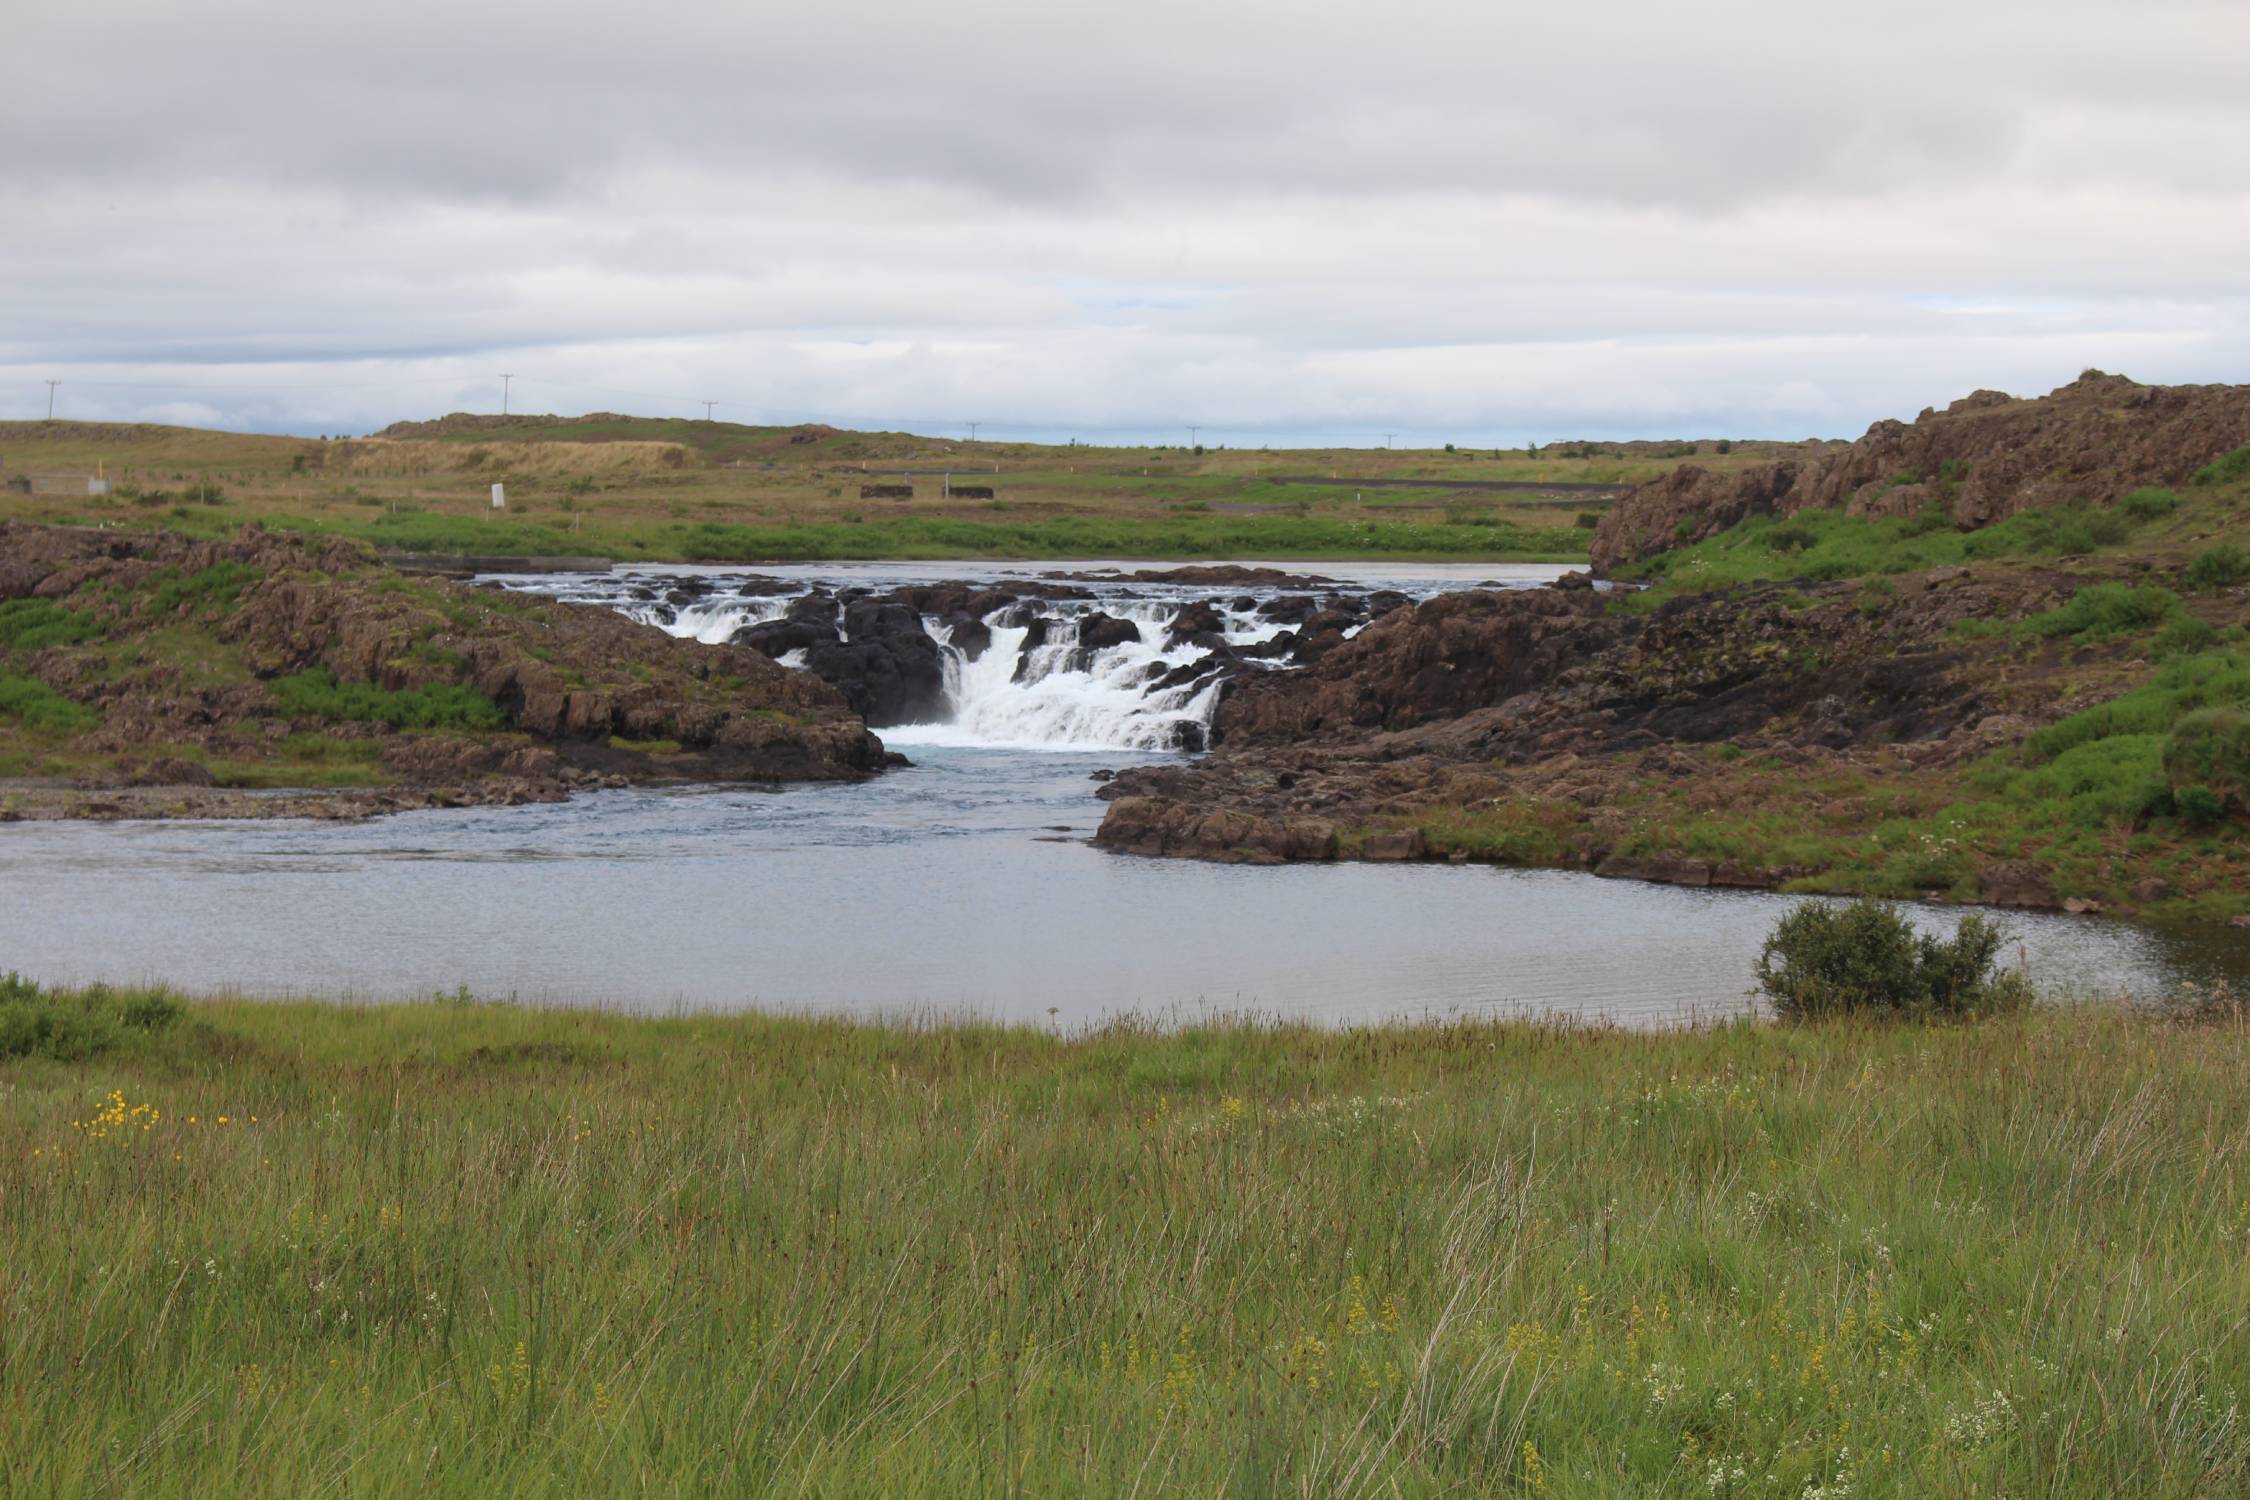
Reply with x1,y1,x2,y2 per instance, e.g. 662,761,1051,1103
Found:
5,0,2247,442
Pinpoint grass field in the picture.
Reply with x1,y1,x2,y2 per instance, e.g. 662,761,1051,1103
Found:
0,416,1806,563
3,986,2247,1495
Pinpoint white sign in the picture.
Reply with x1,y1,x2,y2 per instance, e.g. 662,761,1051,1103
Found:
490,482,506,510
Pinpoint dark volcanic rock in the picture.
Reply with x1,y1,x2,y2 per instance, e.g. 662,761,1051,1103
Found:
1077,612,1143,652
1167,601,1227,641
1096,795,1338,863
794,600,948,725
1215,588,1608,744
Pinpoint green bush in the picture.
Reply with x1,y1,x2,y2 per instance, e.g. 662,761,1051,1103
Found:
270,667,504,731
1766,524,1818,555
2120,486,2180,519
0,673,95,732
147,561,262,615
0,599,101,651
2185,544,2249,592
2174,785,2225,829
1755,899,2032,1021
2025,583,2180,640
2152,616,2217,659
0,973,180,1062
2162,707,2248,812
2190,444,2250,487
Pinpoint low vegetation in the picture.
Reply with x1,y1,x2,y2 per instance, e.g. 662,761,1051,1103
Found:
269,667,504,731
0,972,180,1061
1754,900,2030,1020
1622,502,2175,596
1,988,2246,1495
1,416,1664,563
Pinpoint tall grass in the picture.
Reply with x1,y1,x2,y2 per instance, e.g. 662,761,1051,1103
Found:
2,994,2246,1495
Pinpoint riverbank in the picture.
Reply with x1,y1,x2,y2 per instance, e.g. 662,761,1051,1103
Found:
1096,378,2250,928
0,523,890,817
4,987,2244,1495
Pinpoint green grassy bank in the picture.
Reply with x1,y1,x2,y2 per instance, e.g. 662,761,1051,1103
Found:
3,988,2246,1495
92,504,1593,564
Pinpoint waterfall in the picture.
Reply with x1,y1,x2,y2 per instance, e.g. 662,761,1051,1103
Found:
488,565,1540,757
885,604,1227,751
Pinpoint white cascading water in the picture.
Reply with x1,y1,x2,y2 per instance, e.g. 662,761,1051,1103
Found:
888,604,1230,751
502,576,1358,753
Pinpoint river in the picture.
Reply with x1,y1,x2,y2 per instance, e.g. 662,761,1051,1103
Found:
3,560,2243,1024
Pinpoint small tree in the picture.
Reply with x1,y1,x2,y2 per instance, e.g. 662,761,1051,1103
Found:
1755,899,2032,1021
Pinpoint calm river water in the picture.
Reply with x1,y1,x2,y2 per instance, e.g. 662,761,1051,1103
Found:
5,744,2243,1026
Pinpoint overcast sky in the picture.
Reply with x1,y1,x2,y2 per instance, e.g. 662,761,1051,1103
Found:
5,0,2248,445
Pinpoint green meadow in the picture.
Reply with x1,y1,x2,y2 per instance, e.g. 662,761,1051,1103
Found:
2,985,2246,1495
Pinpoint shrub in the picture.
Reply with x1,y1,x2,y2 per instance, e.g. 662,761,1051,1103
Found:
0,673,95,732
2174,785,2225,829
1754,899,2032,1021
0,598,101,650
2026,583,2180,640
270,667,504,731
2185,544,2249,592
2190,444,2250,487
2084,511,2134,547
147,562,261,615
2152,616,2217,660
1766,524,1818,555
1715,440,1733,455
1575,512,1601,530
2120,486,2180,519
2162,707,2248,812
0,973,180,1062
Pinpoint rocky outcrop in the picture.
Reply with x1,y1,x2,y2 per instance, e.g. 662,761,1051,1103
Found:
1592,372,2250,572
0,523,891,813
1094,566,2122,897
1212,588,1612,744
1588,462,1805,572
797,599,947,725
1096,795,1339,863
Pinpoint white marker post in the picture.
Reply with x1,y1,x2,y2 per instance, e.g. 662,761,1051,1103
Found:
490,482,506,510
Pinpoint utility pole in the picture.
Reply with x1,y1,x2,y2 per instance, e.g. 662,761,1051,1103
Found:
702,401,717,421
966,422,981,442
44,380,59,420
499,374,514,415
1382,432,1398,449
1188,425,1200,449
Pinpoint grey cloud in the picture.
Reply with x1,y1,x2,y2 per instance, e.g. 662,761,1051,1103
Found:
4,1,2248,439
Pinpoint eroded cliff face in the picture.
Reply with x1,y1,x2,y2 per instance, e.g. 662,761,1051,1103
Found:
1590,372,2250,572
0,523,888,817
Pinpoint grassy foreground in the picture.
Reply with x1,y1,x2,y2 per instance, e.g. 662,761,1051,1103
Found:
4,994,2248,1495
